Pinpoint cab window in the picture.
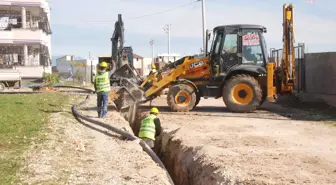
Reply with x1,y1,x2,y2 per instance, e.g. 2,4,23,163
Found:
212,32,223,55
221,33,238,54
242,30,264,65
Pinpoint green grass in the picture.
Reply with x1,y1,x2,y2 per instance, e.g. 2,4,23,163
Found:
0,92,70,185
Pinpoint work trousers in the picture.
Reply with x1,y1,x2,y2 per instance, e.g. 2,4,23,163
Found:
141,137,155,149
97,91,109,118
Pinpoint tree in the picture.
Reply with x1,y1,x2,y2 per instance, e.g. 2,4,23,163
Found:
74,69,84,82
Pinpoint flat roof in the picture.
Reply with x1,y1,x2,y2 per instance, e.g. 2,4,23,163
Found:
213,24,266,31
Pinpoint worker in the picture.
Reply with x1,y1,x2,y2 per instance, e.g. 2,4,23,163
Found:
215,64,220,76
150,63,158,75
138,107,162,149
243,46,257,63
94,61,111,118
147,63,158,106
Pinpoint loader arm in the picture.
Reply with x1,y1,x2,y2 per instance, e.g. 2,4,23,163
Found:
281,4,295,92
111,14,124,68
138,59,186,98
143,56,209,98
267,3,295,101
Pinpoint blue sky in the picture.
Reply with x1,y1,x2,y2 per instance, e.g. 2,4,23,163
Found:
50,0,336,62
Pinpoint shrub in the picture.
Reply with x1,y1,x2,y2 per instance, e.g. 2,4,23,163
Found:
43,72,60,84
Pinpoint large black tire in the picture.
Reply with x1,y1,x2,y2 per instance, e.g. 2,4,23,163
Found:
259,94,267,107
194,92,201,108
167,83,196,112
0,83,5,92
222,74,263,113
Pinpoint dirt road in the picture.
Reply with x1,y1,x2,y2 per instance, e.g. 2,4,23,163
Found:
17,94,171,185
140,96,336,185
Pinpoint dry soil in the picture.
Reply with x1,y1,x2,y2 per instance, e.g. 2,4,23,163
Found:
140,96,336,185
17,93,171,185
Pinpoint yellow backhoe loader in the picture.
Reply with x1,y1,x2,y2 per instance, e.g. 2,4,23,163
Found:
110,3,296,113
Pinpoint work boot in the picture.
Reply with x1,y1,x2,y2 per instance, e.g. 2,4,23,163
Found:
102,110,107,118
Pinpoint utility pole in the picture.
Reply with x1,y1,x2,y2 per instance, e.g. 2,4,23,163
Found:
201,0,207,56
150,39,155,64
163,24,171,62
89,52,92,83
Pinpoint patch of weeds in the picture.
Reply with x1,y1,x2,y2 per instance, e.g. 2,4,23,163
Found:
0,92,70,184
60,111,75,119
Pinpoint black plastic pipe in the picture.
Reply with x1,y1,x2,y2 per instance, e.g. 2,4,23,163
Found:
56,85,176,185
17,84,175,184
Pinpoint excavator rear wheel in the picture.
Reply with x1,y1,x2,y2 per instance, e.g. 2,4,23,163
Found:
167,83,196,112
222,74,263,113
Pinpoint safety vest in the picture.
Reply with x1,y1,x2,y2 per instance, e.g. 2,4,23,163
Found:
138,114,156,140
95,71,111,92
215,65,220,76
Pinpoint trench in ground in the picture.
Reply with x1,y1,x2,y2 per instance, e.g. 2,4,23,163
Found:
119,104,226,185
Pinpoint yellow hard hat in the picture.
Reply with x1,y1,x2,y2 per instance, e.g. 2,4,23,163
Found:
151,63,156,69
150,107,159,114
100,61,108,68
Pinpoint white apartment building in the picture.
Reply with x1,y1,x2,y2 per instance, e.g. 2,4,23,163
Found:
141,57,153,76
0,0,51,79
133,54,182,77
156,53,181,63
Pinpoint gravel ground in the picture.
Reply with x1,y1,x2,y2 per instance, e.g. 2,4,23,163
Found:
17,94,171,185
140,96,336,185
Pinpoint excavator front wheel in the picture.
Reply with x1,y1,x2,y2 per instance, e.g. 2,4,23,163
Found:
167,83,196,112
194,92,201,108
222,74,263,113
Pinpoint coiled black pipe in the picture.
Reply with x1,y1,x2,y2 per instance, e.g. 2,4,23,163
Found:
55,85,176,185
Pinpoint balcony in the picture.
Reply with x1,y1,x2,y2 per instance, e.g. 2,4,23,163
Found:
0,28,49,44
0,2,51,35
0,43,51,68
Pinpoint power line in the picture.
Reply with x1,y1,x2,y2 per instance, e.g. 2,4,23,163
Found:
127,0,199,20
52,1,199,25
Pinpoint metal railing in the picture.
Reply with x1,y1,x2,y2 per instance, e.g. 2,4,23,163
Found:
269,43,306,92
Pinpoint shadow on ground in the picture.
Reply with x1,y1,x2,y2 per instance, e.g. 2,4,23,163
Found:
140,105,290,121
72,112,123,140
140,96,336,123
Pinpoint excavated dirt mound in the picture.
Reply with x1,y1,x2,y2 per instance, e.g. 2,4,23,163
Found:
108,89,120,103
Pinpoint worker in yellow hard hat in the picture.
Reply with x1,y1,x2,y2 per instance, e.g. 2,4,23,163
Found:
147,63,158,82
150,63,158,75
147,63,159,106
94,61,110,118
138,107,162,149
101,61,108,67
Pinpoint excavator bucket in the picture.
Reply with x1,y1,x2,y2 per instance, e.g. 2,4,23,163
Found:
110,64,147,110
